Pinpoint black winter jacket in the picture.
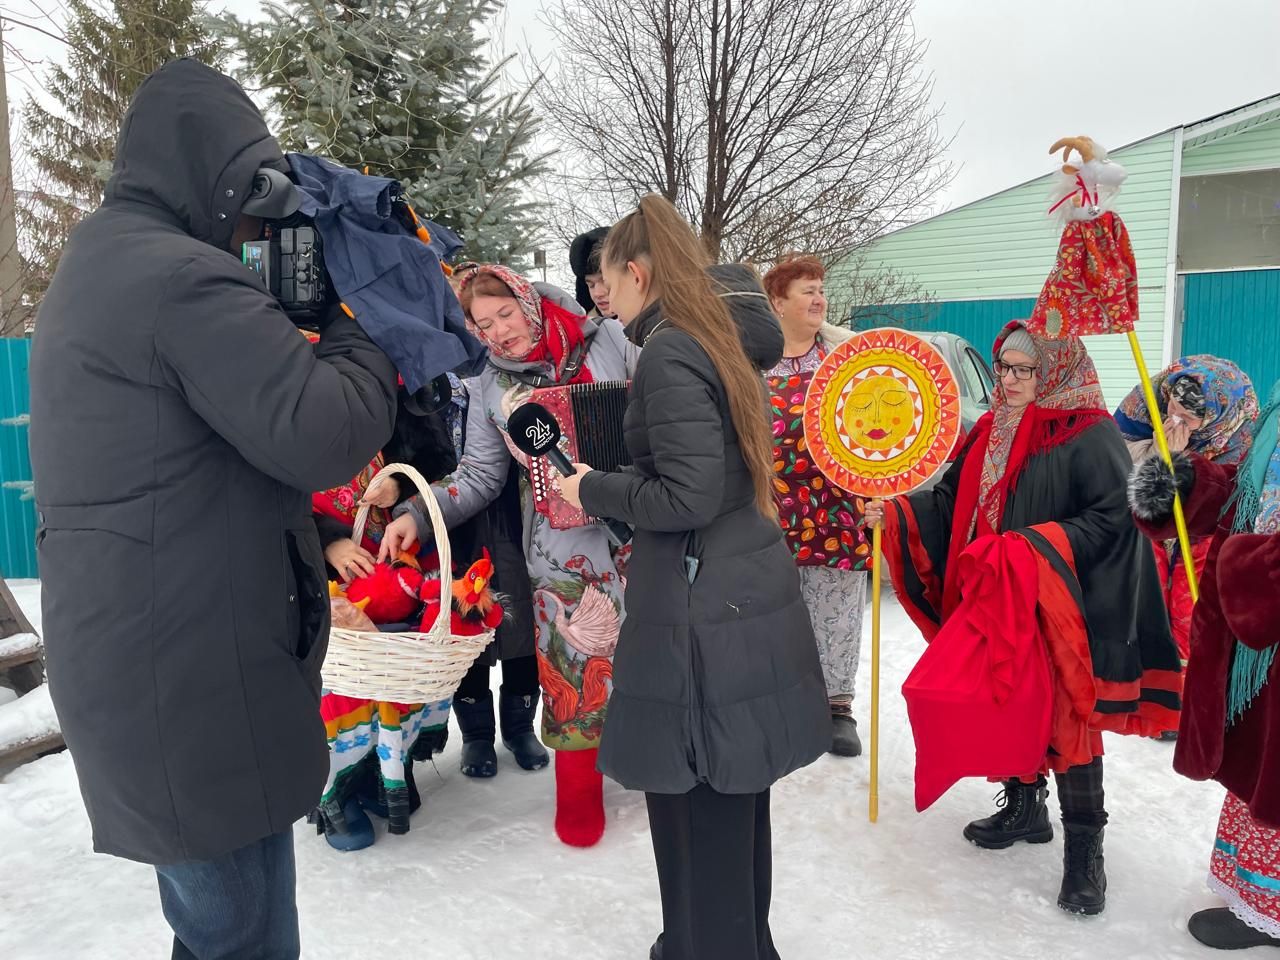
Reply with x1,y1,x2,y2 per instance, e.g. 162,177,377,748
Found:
28,60,397,864
579,265,830,794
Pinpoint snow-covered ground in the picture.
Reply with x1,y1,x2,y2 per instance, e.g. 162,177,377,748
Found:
0,580,1231,959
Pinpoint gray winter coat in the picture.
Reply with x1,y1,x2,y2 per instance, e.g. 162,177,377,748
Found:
27,60,398,865
579,265,831,794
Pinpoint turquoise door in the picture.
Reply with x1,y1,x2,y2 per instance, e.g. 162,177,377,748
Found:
1181,270,1280,398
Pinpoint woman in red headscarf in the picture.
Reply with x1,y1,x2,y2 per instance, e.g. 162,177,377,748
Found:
380,264,639,848
866,322,1180,917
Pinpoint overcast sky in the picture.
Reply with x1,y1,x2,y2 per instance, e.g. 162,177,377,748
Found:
3,0,1278,216
502,0,1280,213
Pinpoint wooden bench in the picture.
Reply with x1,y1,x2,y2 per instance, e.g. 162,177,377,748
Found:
0,728,63,767
0,578,63,766
0,578,43,694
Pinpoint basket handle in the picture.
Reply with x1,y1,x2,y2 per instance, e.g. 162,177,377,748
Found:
350,462,453,634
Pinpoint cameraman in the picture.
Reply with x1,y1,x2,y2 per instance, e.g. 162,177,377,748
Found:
28,60,397,959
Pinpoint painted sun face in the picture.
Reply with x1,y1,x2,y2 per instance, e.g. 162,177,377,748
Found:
803,327,962,499
843,374,914,451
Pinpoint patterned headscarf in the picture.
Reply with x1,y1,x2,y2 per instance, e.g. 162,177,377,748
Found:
1115,356,1258,465
459,264,592,386
460,264,546,361
977,322,1107,531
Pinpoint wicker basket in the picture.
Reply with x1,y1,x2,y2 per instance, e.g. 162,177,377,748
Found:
321,462,495,703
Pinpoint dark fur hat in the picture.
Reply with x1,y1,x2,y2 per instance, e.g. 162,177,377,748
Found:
569,226,609,313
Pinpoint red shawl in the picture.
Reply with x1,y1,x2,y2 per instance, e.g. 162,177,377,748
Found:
524,296,594,386
940,322,1109,616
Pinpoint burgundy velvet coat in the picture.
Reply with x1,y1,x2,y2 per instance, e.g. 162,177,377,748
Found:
1138,456,1280,828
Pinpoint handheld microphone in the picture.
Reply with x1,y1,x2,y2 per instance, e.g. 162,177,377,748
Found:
506,402,633,547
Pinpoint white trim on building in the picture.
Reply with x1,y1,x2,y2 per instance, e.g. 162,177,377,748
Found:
1162,126,1184,367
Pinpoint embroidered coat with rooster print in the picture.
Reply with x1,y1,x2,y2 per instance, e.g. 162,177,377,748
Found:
402,311,639,751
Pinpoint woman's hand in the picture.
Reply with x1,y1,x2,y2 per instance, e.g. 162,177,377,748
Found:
556,463,594,509
1163,415,1193,454
325,538,377,583
360,475,401,509
863,498,886,529
378,513,420,563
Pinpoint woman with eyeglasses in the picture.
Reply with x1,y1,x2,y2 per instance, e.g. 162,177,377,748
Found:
865,321,1179,916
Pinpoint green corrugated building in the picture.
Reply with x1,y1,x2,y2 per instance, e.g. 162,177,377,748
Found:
838,94,1280,405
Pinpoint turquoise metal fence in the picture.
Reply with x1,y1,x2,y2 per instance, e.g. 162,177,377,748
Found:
1181,270,1280,397
852,297,1039,354
0,338,36,579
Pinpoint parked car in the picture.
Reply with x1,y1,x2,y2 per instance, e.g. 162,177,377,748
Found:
928,331,995,433
918,331,995,489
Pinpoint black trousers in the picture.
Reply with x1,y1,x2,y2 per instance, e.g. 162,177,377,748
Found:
645,784,780,960
1053,755,1107,827
454,651,539,700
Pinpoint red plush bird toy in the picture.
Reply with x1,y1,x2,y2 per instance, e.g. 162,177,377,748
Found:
418,549,505,635
345,553,425,626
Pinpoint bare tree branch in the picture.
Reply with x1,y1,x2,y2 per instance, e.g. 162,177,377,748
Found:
825,256,937,330
536,0,952,262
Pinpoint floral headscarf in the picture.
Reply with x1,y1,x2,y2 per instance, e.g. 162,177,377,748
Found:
312,454,388,552
459,264,592,386
977,322,1107,531
1114,356,1257,465
460,264,546,360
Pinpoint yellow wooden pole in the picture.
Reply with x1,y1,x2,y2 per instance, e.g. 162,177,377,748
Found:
1127,331,1199,603
869,520,882,823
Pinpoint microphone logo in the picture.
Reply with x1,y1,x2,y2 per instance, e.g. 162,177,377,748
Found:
526,417,554,452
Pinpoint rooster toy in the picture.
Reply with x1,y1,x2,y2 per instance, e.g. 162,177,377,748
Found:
418,549,506,636
344,553,425,625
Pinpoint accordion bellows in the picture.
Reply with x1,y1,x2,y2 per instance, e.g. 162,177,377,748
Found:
529,381,632,529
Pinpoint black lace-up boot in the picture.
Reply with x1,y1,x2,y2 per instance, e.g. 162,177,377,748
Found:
1058,823,1106,915
962,777,1053,849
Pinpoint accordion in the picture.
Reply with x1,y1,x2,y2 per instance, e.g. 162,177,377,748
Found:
527,381,632,529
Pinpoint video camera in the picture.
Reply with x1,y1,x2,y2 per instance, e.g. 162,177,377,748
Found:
239,165,440,330
238,163,461,413
239,167,328,324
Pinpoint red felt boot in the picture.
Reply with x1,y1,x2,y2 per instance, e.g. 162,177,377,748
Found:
554,747,605,848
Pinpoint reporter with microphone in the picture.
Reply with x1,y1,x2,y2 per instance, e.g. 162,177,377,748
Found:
379,264,638,848
556,196,829,960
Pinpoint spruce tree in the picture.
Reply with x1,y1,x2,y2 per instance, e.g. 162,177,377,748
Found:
223,0,546,264
20,1,221,300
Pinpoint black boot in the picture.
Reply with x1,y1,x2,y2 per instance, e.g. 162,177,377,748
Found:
500,691,550,771
1058,823,1107,915
1189,908,1280,949
830,702,862,757
453,691,497,778
963,778,1053,849
649,933,663,959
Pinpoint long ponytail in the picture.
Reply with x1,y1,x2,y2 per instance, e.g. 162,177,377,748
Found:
605,195,777,518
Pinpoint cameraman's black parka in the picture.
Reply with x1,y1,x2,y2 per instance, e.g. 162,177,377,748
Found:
28,59,397,864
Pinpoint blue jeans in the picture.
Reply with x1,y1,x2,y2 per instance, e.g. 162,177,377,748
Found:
155,829,299,960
